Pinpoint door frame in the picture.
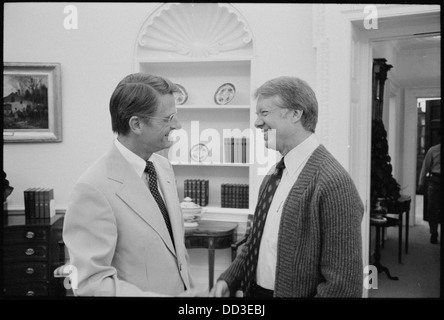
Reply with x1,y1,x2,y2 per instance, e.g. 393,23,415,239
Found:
405,89,441,224
343,4,440,297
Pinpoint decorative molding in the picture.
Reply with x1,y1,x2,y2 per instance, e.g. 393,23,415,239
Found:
341,4,440,22
312,4,329,146
387,78,400,98
137,3,253,58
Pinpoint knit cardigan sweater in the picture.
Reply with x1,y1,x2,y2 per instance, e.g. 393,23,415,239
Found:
219,145,364,298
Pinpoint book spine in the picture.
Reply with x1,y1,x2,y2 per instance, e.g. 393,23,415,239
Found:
43,188,49,219
199,180,202,206
33,188,40,219
246,138,250,164
245,184,248,208
24,188,30,219
229,183,234,208
191,180,196,203
240,185,244,208
221,184,225,208
225,184,230,208
187,179,191,199
242,137,247,163
234,184,238,208
184,179,189,199
205,180,209,206
224,138,229,163
198,179,203,206
238,185,241,209
233,138,238,163
237,138,242,163
189,180,193,202
38,188,44,219
48,188,55,218
29,188,36,219
230,137,235,163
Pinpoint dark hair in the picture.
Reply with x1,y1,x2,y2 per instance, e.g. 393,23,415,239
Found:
254,76,318,133
109,73,178,135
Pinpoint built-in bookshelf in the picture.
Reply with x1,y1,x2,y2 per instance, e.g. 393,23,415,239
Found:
134,3,260,218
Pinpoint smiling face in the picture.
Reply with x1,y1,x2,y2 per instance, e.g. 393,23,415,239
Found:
254,96,296,155
137,94,182,158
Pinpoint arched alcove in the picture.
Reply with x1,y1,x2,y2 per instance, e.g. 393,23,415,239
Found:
135,3,254,60
132,3,262,228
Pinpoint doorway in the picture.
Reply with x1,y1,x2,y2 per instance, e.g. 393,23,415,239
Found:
416,97,441,220
348,7,440,298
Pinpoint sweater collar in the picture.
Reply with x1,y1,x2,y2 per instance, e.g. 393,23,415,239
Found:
283,134,319,178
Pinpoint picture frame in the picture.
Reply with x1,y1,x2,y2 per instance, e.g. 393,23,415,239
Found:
3,62,62,143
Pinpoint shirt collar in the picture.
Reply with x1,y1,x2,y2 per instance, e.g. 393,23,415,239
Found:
283,134,319,177
114,138,149,178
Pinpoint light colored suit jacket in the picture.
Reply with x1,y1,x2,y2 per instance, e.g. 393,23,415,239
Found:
63,144,194,296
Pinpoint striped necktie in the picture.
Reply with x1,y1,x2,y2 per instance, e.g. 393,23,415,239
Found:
242,157,285,295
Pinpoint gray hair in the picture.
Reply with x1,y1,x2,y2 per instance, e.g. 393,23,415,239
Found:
254,76,318,133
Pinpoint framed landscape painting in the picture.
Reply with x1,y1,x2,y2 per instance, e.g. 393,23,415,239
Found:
3,62,62,143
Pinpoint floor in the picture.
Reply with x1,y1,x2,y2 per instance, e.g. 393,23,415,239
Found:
368,195,441,298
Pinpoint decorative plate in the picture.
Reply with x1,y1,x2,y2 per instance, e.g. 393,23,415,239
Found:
214,83,236,105
174,83,188,105
190,143,209,162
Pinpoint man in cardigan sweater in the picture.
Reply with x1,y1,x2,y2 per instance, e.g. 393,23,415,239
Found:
210,76,364,298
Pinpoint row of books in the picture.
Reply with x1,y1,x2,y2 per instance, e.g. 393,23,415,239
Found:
24,188,55,219
224,137,249,164
184,179,209,206
221,183,249,209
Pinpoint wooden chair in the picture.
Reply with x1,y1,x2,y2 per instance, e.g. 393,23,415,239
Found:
231,213,254,261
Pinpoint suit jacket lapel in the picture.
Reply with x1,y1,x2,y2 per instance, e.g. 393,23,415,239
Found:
106,146,176,256
153,159,184,255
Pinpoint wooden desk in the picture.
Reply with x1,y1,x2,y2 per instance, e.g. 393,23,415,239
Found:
185,221,238,290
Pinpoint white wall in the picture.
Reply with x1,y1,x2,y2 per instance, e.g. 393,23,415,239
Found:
4,3,158,209
4,3,318,210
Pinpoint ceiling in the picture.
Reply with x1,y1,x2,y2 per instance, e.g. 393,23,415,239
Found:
393,34,441,52
373,34,441,88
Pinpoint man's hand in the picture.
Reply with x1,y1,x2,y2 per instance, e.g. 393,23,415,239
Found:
209,280,230,297
178,286,209,297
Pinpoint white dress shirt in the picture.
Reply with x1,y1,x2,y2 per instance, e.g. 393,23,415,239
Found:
114,139,165,200
256,134,319,290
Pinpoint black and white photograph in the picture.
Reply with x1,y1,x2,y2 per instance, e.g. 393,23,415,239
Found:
2,2,441,309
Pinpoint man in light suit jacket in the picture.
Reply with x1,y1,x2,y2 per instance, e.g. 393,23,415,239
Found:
63,73,200,296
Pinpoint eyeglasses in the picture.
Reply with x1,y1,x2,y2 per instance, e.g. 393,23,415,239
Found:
144,112,178,124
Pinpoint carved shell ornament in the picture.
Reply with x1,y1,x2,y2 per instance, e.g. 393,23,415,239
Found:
138,3,252,57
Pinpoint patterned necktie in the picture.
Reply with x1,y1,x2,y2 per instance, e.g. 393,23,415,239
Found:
242,157,286,295
145,161,175,248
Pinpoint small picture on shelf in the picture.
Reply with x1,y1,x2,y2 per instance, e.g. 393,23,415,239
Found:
214,83,236,105
190,143,209,162
173,83,188,105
